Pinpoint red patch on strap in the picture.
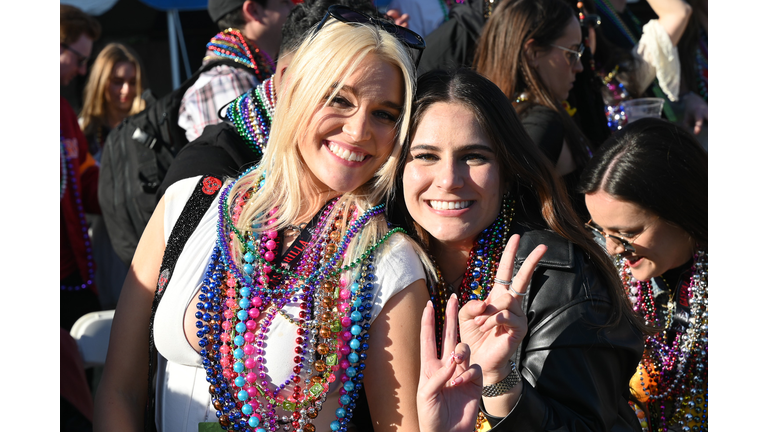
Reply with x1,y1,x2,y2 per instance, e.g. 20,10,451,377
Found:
202,177,222,195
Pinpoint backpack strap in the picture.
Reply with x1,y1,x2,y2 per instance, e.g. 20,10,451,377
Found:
144,175,224,432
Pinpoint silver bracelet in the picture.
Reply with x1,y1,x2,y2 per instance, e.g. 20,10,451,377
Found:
481,361,522,397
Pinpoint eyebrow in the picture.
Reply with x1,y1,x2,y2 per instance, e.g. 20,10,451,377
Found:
410,143,493,152
333,83,403,112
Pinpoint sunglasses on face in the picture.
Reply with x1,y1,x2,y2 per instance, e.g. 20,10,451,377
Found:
61,43,89,68
549,42,585,67
584,219,649,254
313,5,426,68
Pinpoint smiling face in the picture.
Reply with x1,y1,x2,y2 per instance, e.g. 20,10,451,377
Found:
298,54,404,195
106,61,137,114
403,102,502,252
530,15,583,102
585,190,694,281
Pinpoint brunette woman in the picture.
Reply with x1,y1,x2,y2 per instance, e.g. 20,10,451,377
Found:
398,68,646,431
473,0,594,218
95,9,430,431
579,118,708,432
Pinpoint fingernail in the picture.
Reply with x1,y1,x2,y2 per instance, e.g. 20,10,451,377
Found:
450,293,457,300
451,351,464,363
426,300,433,307
451,376,464,386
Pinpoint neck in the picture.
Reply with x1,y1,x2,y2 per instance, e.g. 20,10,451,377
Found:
296,175,341,227
432,239,473,287
106,108,128,129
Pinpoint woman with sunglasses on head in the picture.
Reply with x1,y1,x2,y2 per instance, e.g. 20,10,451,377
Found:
399,68,646,432
94,9,430,432
579,118,707,432
473,0,596,219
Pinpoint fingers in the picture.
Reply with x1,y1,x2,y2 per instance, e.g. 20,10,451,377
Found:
420,300,437,371
508,244,547,299
441,294,459,358
488,235,521,302
418,356,458,396
478,309,528,334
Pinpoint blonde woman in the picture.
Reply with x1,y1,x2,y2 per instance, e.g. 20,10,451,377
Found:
94,7,430,432
80,42,146,162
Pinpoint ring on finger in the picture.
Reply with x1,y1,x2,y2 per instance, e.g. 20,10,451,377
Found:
508,285,526,296
494,277,513,286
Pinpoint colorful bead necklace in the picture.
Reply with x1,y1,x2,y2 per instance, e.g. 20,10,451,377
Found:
620,249,708,432
205,28,274,82
226,77,276,155
60,130,96,292
197,167,403,432
429,196,514,432
60,131,68,200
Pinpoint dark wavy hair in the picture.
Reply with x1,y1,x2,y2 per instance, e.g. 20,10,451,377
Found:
279,0,378,54
395,68,644,330
578,118,708,247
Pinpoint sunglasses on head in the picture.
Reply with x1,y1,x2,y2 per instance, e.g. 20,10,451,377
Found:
313,5,426,68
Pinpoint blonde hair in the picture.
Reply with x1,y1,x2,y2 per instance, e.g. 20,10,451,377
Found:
80,43,146,138
228,19,418,273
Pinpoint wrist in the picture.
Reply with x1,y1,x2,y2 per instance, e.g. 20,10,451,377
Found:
482,361,522,397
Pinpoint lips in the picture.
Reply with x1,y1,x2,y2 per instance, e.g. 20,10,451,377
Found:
327,141,368,162
428,200,472,210
625,255,644,267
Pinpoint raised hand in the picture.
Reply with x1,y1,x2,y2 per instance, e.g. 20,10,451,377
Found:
418,295,483,432
458,234,547,383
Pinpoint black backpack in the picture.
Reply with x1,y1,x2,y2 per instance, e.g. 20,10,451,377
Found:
98,58,252,266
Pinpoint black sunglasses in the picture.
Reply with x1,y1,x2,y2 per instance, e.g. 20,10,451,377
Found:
61,43,89,68
313,5,426,67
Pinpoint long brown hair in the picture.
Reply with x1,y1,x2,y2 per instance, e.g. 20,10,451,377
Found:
397,68,646,331
80,43,146,138
473,0,592,168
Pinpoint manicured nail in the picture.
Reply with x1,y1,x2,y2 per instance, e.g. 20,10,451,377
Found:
450,376,464,386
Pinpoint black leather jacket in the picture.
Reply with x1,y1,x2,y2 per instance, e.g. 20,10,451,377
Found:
482,225,644,432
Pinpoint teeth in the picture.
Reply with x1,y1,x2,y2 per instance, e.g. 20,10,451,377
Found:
429,200,471,210
328,142,366,162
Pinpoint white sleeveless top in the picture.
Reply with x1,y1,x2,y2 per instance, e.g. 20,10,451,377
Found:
153,176,426,432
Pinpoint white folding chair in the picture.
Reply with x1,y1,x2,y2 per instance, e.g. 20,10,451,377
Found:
69,310,115,368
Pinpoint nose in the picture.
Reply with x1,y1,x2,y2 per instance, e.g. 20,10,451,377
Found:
436,159,464,191
342,109,372,143
574,57,584,73
121,82,131,97
604,236,625,255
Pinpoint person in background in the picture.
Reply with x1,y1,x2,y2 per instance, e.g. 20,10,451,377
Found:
79,42,147,308
80,42,147,163
157,0,378,200
473,0,594,219
178,0,296,143
579,118,707,432
60,4,102,330
677,0,707,143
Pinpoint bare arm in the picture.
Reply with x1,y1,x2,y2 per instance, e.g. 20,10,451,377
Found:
93,197,167,432
365,279,430,431
647,0,692,46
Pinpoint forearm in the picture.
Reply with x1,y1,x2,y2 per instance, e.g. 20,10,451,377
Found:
93,386,146,432
646,0,692,46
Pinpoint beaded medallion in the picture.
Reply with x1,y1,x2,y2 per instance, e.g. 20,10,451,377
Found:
197,168,404,432
621,250,708,432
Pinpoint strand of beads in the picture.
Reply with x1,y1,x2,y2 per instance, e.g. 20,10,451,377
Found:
206,28,274,82
60,132,68,200
60,130,96,292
